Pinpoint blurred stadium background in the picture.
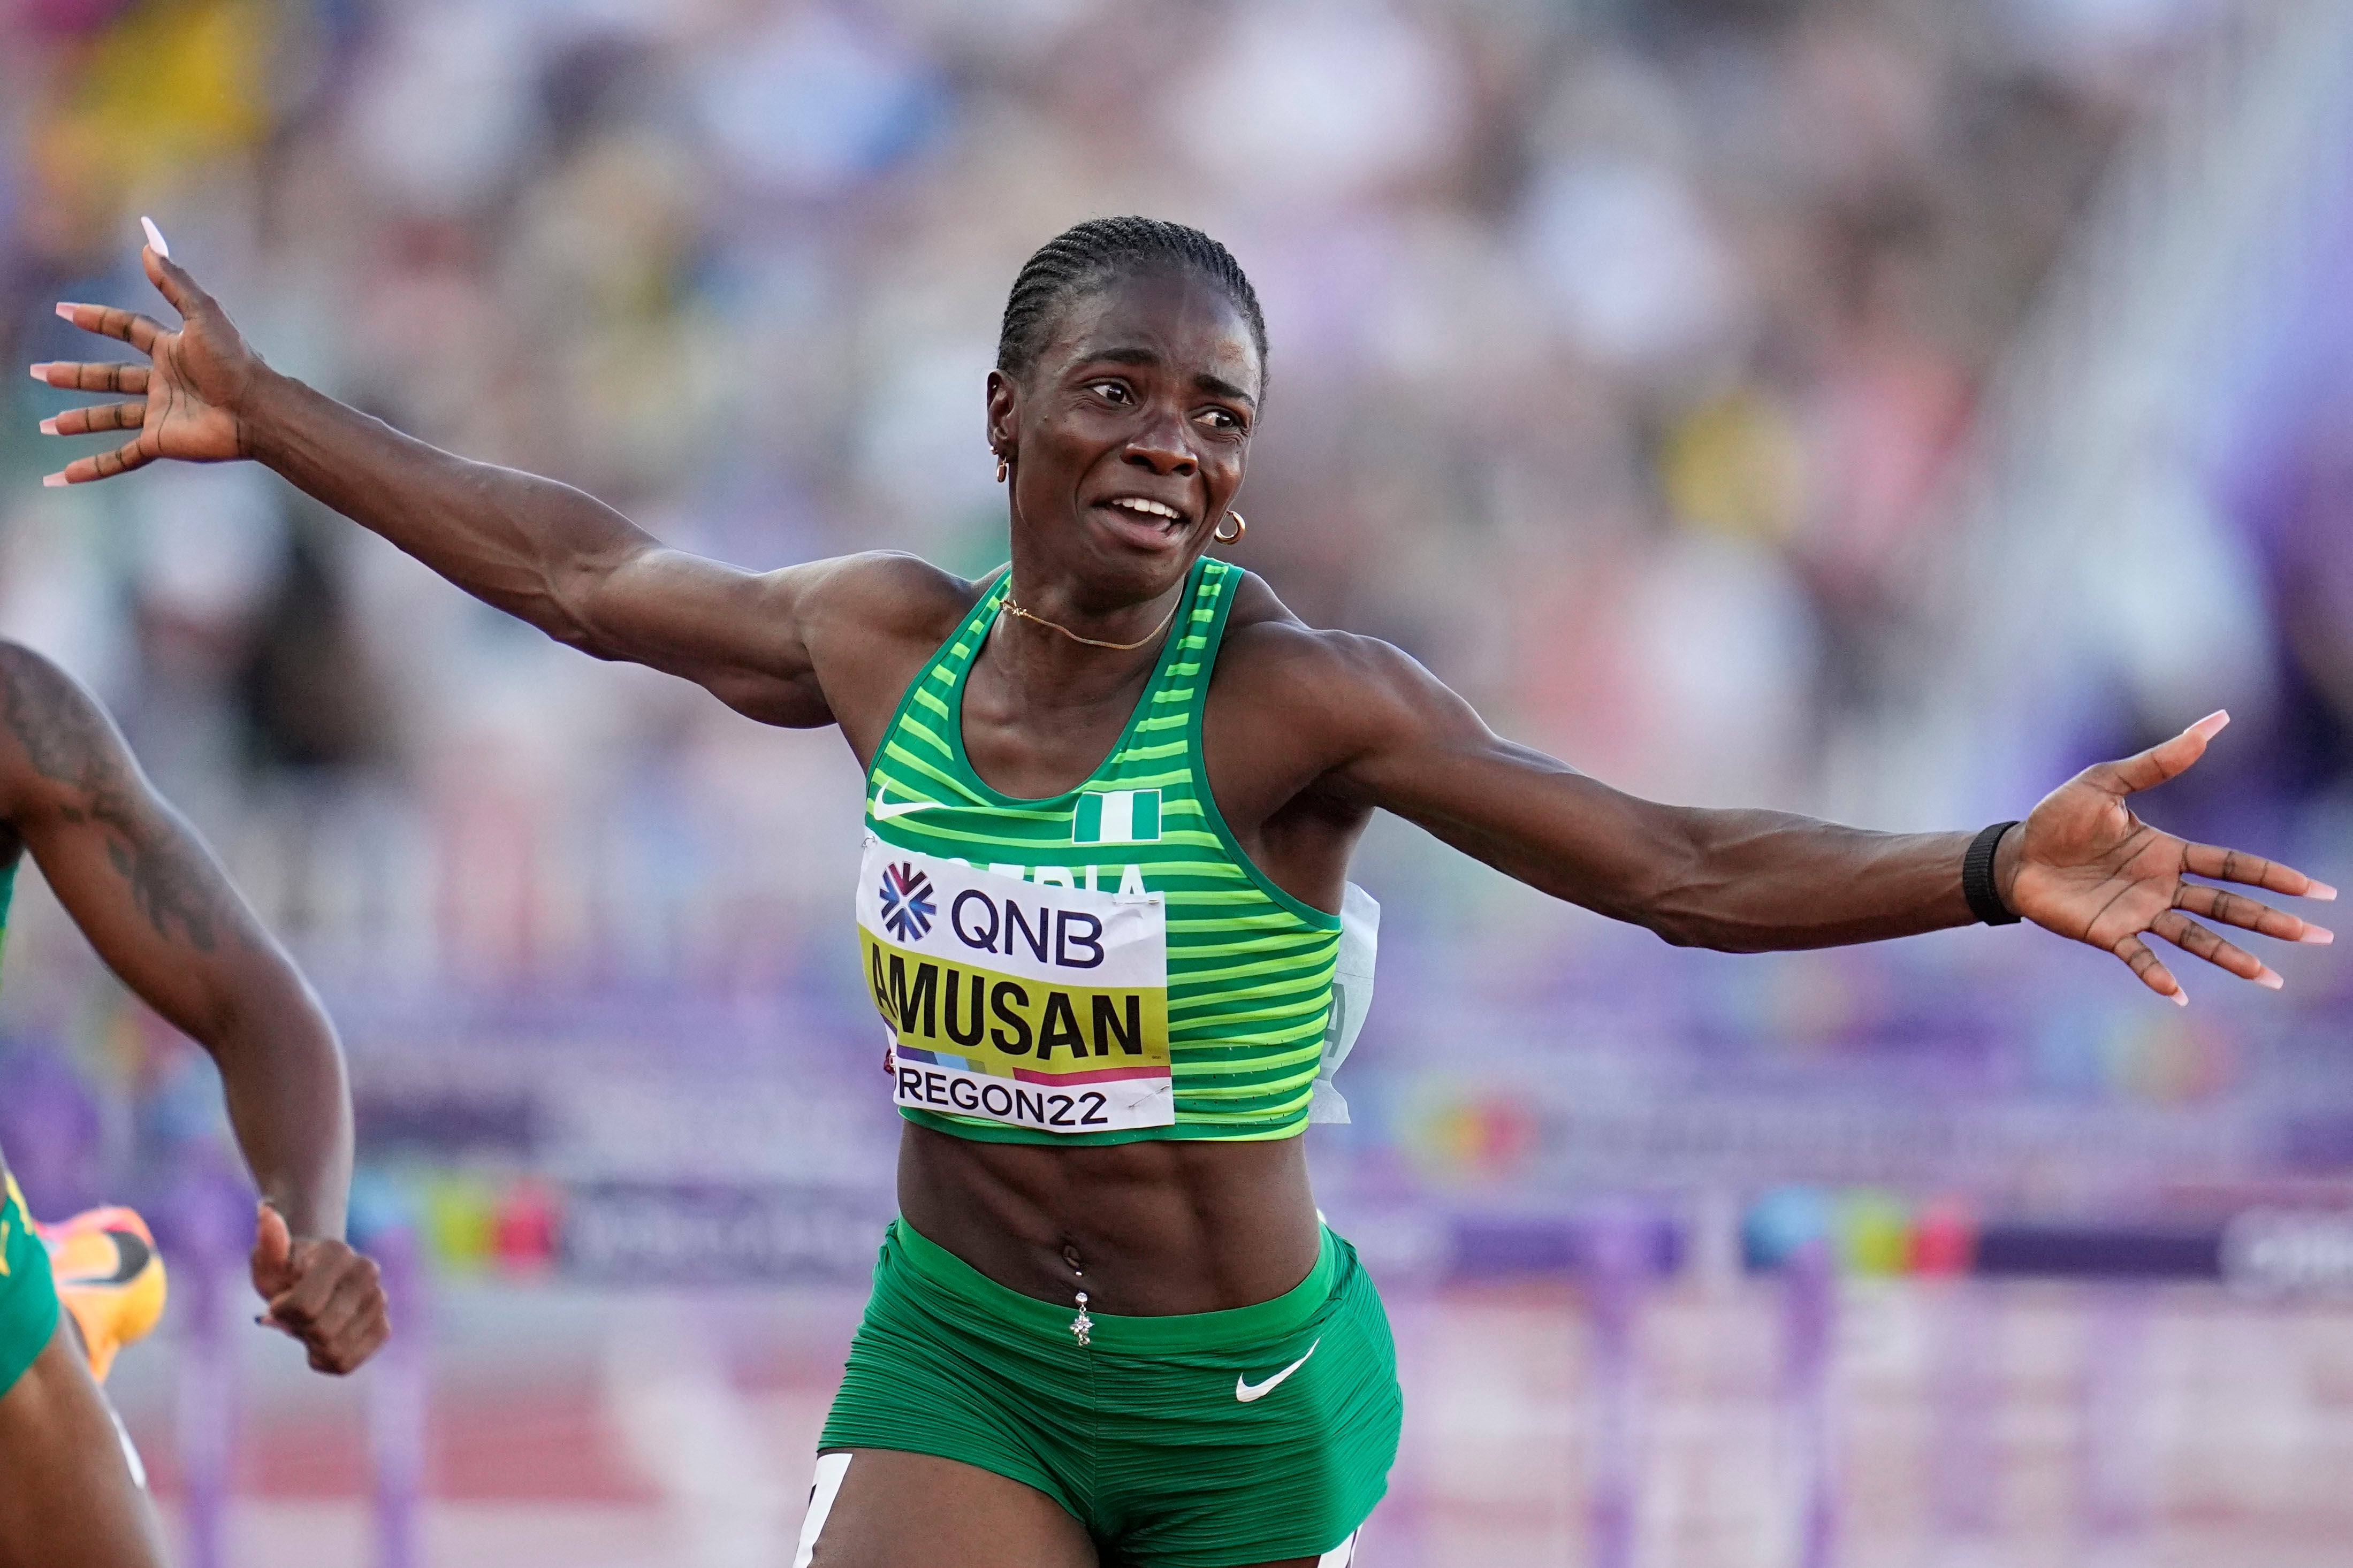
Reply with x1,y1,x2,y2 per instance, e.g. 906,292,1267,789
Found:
6,0,2353,1563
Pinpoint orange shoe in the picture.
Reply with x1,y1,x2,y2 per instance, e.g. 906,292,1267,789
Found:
35,1206,166,1383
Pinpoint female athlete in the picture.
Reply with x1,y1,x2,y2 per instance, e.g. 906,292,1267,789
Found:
32,216,2332,1567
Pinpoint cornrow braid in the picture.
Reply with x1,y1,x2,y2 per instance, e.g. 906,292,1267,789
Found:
996,217,1268,384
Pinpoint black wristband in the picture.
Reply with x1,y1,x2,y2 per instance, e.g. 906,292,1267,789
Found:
1963,821,2022,925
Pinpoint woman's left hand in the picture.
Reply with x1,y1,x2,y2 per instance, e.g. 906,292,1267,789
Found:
31,235,263,485
2004,710,2335,1003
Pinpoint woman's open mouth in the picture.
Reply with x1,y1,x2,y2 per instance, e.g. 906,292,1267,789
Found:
1092,494,1193,548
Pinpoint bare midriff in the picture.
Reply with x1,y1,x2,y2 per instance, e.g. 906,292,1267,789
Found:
896,1121,1324,1316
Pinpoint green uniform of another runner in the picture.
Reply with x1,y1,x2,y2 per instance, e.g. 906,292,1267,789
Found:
0,865,67,1398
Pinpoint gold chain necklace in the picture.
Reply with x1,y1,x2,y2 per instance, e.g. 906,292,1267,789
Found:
1002,592,1178,652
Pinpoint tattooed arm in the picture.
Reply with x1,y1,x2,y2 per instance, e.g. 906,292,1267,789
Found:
0,645,386,1371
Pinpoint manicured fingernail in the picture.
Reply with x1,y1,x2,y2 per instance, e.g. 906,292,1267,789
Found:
2300,926,2334,944
54,303,81,320
37,418,55,436
140,216,170,258
2257,968,2285,991
2309,882,2338,901
27,364,50,382
2169,988,2189,1007
40,473,66,488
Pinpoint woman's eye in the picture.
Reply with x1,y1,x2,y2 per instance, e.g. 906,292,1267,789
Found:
1090,381,1130,403
1197,408,1242,432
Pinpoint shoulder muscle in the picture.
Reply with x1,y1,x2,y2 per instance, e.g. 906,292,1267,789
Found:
671,550,981,728
790,550,982,649
1207,574,1491,812
0,642,138,822
789,552,991,756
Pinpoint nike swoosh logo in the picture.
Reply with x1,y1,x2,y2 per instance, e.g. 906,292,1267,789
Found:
870,796,943,821
1236,1337,1320,1402
57,1229,150,1289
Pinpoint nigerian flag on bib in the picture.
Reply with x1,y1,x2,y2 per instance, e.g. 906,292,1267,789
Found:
1073,788,1161,845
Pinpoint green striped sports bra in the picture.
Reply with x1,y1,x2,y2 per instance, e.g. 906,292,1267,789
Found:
855,555,1376,1145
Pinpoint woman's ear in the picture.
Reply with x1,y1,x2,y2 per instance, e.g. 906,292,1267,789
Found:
984,368,1019,456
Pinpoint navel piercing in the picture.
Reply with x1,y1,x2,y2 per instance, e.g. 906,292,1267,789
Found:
1069,1260,1093,1345
1212,509,1246,544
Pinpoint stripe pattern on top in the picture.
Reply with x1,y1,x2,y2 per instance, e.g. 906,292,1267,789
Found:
861,555,1344,1145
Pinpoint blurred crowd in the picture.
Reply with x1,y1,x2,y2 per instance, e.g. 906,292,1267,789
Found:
0,0,2258,992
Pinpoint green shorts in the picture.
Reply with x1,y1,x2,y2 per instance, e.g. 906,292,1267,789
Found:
0,1175,61,1399
819,1218,1403,1567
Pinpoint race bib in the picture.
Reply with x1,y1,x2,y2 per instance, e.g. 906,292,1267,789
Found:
856,836,1172,1134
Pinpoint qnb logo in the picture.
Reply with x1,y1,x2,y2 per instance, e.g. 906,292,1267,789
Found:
951,888,1105,969
879,862,936,943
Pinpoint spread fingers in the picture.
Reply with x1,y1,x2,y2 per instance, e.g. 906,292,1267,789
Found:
40,403,145,438
2181,841,2336,900
2173,882,2333,945
44,439,155,487
2151,911,2279,988
29,361,150,395
54,302,164,354
2080,712,2226,797
2111,934,2186,1005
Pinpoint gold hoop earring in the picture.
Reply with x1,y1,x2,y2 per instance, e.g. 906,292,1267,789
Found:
1213,510,1246,544
995,454,1010,484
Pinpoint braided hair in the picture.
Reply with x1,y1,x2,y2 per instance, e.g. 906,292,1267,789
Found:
995,217,1268,385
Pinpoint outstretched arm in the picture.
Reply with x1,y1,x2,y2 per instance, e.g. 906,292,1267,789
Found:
1311,633,2333,1000
32,235,834,725
0,646,385,1370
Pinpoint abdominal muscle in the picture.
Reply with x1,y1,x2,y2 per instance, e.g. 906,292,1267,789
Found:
895,1120,1324,1316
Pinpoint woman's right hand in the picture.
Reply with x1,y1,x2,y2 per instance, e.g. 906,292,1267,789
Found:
27,224,841,725
31,234,265,484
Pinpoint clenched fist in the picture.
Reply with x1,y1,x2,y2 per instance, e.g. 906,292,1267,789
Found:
250,1202,390,1375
